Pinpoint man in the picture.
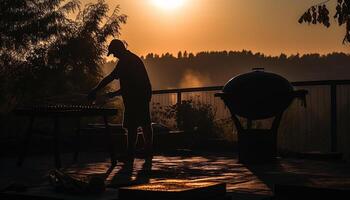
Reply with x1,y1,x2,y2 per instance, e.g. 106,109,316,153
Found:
88,39,153,160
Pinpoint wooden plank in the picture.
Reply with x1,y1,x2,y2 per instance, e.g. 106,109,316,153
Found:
119,180,226,200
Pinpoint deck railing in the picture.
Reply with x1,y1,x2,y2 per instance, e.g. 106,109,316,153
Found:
151,80,350,156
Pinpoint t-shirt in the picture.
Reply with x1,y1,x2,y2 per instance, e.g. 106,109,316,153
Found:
111,51,152,104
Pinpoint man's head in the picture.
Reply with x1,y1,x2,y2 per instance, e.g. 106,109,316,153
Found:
107,39,127,58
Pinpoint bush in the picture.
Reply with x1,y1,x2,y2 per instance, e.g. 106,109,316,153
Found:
152,99,222,138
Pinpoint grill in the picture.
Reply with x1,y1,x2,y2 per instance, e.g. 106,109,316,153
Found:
216,69,307,163
14,104,119,169
14,104,117,116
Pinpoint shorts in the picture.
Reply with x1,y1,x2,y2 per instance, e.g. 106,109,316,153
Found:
123,100,151,129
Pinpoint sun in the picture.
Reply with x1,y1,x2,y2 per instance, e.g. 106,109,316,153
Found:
152,0,185,10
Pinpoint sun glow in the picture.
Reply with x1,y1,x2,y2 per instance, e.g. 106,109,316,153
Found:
152,0,185,10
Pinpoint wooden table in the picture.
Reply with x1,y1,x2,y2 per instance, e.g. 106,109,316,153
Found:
14,105,118,169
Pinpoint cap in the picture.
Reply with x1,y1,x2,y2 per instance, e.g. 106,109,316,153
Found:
107,39,126,56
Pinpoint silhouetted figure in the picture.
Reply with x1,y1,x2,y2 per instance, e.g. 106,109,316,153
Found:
88,39,153,161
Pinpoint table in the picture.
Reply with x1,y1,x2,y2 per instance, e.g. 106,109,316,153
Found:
14,105,118,169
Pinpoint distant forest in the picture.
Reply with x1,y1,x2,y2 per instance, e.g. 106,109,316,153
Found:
104,50,350,90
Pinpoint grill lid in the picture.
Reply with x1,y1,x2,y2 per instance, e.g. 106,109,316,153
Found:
216,70,306,119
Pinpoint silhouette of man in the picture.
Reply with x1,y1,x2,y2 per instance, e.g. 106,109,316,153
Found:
88,39,153,160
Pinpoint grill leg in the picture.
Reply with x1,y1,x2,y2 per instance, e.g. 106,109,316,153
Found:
53,117,62,169
17,117,35,166
104,116,117,167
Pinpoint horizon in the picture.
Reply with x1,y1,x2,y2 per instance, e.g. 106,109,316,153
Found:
139,49,350,59
103,49,350,62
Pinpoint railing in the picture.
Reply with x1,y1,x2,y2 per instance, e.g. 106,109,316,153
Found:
290,80,350,153
151,80,350,157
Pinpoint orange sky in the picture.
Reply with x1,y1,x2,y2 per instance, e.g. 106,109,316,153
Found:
82,0,350,56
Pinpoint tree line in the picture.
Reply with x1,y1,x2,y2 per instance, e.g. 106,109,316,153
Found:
103,50,350,90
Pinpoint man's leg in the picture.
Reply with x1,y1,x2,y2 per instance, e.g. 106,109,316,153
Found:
126,127,138,157
141,124,153,156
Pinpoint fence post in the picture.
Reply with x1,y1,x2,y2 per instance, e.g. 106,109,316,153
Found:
330,83,337,152
177,92,182,105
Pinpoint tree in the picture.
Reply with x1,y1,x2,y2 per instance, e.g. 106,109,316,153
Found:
0,0,127,110
299,0,350,44
146,53,154,59
183,50,188,58
177,51,183,59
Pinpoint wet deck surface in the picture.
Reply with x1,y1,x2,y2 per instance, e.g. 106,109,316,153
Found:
1,152,350,199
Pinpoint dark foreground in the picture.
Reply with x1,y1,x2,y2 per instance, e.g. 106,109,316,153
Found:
0,151,349,200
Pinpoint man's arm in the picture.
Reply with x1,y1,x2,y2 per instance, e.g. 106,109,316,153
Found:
87,72,116,101
94,73,115,92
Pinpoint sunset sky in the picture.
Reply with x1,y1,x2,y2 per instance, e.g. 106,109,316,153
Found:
82,0,350,56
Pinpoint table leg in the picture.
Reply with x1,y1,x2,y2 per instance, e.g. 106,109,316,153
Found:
103,116,116,166
53,117,61,169
73,118,81,162
247,119,252,129
17,117,35,166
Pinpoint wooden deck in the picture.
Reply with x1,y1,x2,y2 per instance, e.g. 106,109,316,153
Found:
1,152,350,199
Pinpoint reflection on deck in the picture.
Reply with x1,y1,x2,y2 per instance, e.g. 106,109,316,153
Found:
1,152,350,199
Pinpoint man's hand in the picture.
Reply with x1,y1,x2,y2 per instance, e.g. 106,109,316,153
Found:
87,89,97,102
87,71,115,102
105,90,121,99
